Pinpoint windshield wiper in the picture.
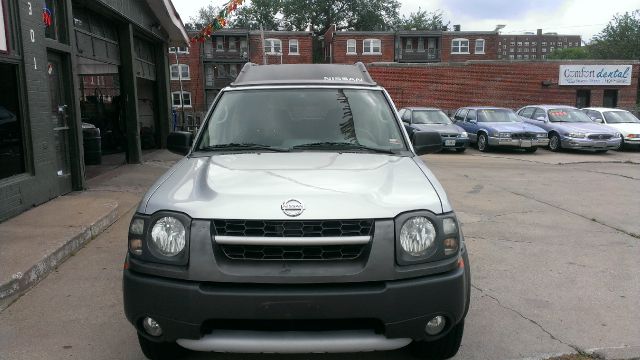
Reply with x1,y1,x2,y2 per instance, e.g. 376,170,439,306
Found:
291,142,398,154
199,143,290,152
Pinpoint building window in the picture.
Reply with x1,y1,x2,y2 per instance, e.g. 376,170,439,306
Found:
510,41,515,46
557,41,563,47
229,37,237,51
531,48,536,53
550,47,555,52
289,39,299,55
172,91,192,108
346,39,356,54
475,39,485,54
0,63,26,180
524,41,529,46
229,64,238,77
509,48,514,53
542,48,547,53
542,42,547,46
264,38,282,54
44,0,67,43
170,64,190,80
517,41,522,46
216,37,224,51
517,54,522,59
405,38,413,52
524,47,529,52
509,54,515,59
417,37,425,52
523,55,529,59
451,38,469,54
169,46,189,54
531,55,537,59
541,55,547,59
363,39,381,54
532,42,537,46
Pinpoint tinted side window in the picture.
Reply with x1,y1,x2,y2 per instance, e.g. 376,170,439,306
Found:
519,107,535,118
466,110,477,121
532,108,546,120
454,109,468,121
586,110,602,120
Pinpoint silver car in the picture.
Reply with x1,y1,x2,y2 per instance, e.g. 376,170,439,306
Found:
517,105,621,152
123,63,471,360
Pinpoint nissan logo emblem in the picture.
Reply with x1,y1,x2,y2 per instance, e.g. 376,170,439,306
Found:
281,199,305,217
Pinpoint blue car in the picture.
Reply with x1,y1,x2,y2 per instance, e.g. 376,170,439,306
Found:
398,107,469,153
452,107,549,152
517,105,622,153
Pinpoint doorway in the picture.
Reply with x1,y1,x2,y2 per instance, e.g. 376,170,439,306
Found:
603,90,618,108
47,52,73,194
576,89,591,108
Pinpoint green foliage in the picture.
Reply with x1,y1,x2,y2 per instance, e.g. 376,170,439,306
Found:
589,10,640,59
547,46,591,59
231,0,282,30
395,8,449,31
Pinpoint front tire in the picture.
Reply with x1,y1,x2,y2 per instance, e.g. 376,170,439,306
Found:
615,139,624,151
548,133,561,152
410,320,465,360
477,134,489,152
138,334,184,360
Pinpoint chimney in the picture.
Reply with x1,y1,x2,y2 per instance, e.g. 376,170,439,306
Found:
453,25,461,32
537,29,542,36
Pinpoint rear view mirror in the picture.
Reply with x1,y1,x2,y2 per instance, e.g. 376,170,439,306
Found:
413,131,442,155
167,131,194,156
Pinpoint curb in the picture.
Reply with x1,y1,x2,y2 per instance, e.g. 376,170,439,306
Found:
0,202,119,312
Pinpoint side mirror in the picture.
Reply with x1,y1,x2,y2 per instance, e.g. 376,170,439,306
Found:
413,131,442,155
535,116,546,121
167,131,193,156
468,119,477,124
402,118,410,124
594,118,604,123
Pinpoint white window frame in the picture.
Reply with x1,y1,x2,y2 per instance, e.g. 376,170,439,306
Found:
216,37,224,52
362,39,381,55
172,91,192,108
170,64,190,81
289,39,299,55
169,46,189,54
451,38,469,54
264,38,282,55
346,39,356,54
475,39,485,54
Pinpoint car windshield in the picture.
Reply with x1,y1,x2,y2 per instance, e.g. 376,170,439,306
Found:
196,89,406,153
548,108,592,123
603,111,640,124
412,110,453,125
477,109,520,123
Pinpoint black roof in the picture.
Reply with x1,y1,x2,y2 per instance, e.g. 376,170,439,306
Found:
231,63,377,87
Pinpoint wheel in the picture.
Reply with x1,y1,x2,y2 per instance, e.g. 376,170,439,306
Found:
138,334,185,360
455,147,466,153
410,320,465,360
524,147,538,153
548,133,561,152
615,139,624,151
477,133,489,152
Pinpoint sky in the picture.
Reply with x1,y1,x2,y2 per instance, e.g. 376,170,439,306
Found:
172,0,639,42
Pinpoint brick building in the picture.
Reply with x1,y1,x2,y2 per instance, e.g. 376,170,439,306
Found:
168,42,206,130
367,61,638,112
498,29,582,60
248,31,314,65
440,31,499,62
323,26,395,64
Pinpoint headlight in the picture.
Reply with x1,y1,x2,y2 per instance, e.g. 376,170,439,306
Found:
567,132,586,138
499,132,511,138
400,217,436,257
613,132,621,138
150,217,186,256
459,131,468,138
537,133,547,138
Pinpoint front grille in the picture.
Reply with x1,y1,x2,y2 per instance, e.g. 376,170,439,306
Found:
588,134,613,140
220,244,366,261
213,219,374,238
440,134,458,139
511,132,537,140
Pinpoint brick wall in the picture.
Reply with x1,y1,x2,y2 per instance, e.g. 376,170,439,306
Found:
329,33,395,64
368,61,639,112
441,33,498,62
249,32,313,65
168,46,205,115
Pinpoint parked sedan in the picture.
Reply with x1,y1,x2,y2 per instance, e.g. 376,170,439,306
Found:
517,105,622,153
452,107,549,152
398,107,469,152
582,107,640,150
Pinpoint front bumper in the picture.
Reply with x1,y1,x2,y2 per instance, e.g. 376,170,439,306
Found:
488,137,549,148
561,137,621,150
622,138,640,148
123,251,470,344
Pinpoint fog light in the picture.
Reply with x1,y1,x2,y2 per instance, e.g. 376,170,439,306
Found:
129,238,143,256
143,317,163,337
444,238,458,256
425,316,446,335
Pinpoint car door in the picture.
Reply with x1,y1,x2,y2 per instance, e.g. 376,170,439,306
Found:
464,109,479,142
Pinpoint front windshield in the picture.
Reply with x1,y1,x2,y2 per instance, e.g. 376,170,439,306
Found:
548,109,592,123
196,89,406,152
412,110,452,125
603,111,640,124
477,109,520,123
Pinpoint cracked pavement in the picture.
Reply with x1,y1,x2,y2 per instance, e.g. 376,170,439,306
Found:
0,148,638,360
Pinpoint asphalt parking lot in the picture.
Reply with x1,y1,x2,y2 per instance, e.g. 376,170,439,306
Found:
0,147,638,360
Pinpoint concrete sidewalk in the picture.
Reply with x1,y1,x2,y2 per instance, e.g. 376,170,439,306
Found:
0,150,182,312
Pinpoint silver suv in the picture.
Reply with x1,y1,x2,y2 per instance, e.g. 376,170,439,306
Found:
123,63,471,360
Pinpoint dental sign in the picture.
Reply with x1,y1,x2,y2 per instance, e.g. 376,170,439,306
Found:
0,1,7,52
559,65,632,86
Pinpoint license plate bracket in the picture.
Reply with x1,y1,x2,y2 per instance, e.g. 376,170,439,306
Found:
444,139,456,146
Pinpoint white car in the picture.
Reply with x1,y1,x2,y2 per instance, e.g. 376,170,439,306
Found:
583,107,640,150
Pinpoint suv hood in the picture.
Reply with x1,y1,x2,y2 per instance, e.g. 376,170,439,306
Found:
142,153,445,219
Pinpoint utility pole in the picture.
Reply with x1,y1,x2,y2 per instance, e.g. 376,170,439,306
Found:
260,24,266,65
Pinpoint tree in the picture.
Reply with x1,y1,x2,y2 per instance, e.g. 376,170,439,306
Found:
589,10,640,59
395,8,449,31
231,0,282,30
547,46,591,59
187,4,221,30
